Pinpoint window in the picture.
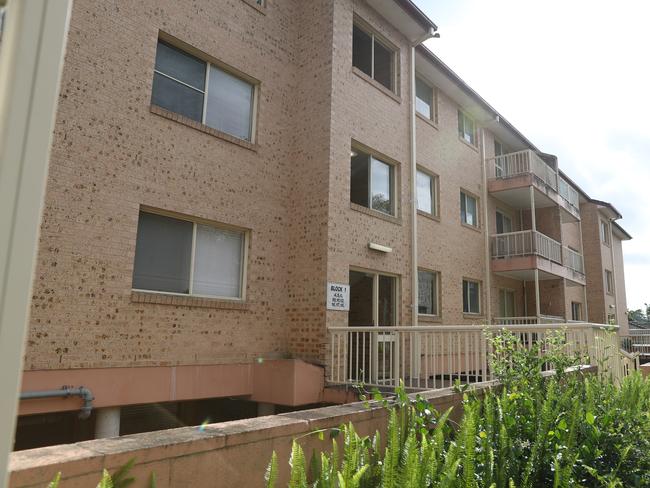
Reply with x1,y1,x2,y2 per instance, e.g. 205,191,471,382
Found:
496,210,512,234
605,270,614,294
132,211,245,299
499,289,515,317
416,170,438,216
418,270,439,316
415,77,437,122
350,147,395,216
152,40,255,141
600,220,610,245
458,110,476,146
463,279,480,314
460,191,478,227
352,23,396,92
571,302,582,321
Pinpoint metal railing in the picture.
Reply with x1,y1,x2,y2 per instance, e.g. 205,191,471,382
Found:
491,150,558,191
563,246,585,274
328,323,627,389
621,329,650,357
494,315,567,325
491,230,563,264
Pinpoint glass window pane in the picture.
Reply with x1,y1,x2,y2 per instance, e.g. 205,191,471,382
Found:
460,192,466,223
193,225,244,298
417,171,432,213
466,195,477,226
350,151,370,207
155,41,206,90
132,212,193,293
151,73,204,122
373,39,393,90
371,157,392,214
469,281,479,313
418,270,437,315
352,24,372,77
378,275,396,326
205,65,254,141
416,78,432,119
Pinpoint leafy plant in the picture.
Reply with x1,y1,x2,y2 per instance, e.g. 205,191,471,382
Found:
268,330,650,487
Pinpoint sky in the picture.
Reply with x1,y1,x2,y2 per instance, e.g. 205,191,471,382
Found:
419,0,650,312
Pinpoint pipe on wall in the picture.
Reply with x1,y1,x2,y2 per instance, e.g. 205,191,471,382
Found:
20,386,94,419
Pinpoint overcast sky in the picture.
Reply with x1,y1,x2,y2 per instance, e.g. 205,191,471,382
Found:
420,0,649,312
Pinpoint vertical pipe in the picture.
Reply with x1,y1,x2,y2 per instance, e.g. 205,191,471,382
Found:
578,218,589,321
530,186,541,319
95,407,121,439
480,128,492,324
608,218,619,325
409,46,418,329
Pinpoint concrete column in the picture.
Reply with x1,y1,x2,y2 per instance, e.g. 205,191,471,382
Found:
95,407,120,439
257,402,275,417
534,269,541,319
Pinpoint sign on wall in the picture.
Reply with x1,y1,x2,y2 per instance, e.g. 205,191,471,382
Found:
327,282,350,311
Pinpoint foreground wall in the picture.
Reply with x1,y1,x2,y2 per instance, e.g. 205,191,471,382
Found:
9,384,476,488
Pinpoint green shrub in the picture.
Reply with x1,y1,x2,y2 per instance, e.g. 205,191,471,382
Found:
268,330,650,487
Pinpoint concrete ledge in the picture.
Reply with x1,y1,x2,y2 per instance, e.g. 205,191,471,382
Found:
9,383,474,488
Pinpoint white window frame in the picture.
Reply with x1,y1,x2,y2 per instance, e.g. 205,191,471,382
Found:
499,288,516,317
351,145,397,217
460,190,479,228
153,38,258,142
132,208,248,301
458,110,477,146
416,168,438,217
463,279,481,315
415,76,438,123
417,268,440,317
352,19,398,94
496,208,513,234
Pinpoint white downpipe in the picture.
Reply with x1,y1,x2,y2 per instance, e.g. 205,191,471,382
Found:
0,1,72,484
480,128,492,324
410,44,418,328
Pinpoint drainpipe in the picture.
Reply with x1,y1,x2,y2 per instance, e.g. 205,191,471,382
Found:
608,217,619,325
20,386,94,419
409,28,436,327
480,128,492,324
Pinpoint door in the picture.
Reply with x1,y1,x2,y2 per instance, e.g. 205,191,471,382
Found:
499,289,516,318
348,270,397,384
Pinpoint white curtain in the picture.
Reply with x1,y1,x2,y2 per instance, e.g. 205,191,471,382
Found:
193,224,243,298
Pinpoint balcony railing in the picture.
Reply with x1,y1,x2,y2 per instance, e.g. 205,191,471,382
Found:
491,150,558,191
494,315,567,325
490,150,580,212
491,230,563,264
328,323,627,390
563,246,585,274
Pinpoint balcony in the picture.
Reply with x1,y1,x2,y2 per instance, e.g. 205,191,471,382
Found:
487,150,580,221
491,230,585,284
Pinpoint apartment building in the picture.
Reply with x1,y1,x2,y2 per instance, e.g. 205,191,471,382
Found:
11,0,630,449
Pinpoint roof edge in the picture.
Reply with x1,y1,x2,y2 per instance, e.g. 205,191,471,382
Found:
612,221,632,240
395,0,438,31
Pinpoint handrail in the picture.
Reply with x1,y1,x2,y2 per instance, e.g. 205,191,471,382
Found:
328,323,624,390
489,150,558,191
563,246,585,274
491,230,562,264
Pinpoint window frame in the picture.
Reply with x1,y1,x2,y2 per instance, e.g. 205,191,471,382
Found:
499,288,516,318
462,279,481,315
416,167,439,218
349,266,401,327
417,268,440,317
600,220,611,246
350,144,398,217
460,190,480,228
352,18,399,94
132,207,248,301
495,208,513,234
415,75,438,124
152,37,259,143
457,109,477,147
605,269,614,295
571,301,582,321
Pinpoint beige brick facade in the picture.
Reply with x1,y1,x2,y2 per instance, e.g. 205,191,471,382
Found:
18,0,631,425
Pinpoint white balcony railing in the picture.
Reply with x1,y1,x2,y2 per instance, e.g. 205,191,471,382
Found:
558,176,580,210
328,323,627,390
622,329,650,357
494,315,568,325
563,246,585,274
491,150,558,191
491,230,563,264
